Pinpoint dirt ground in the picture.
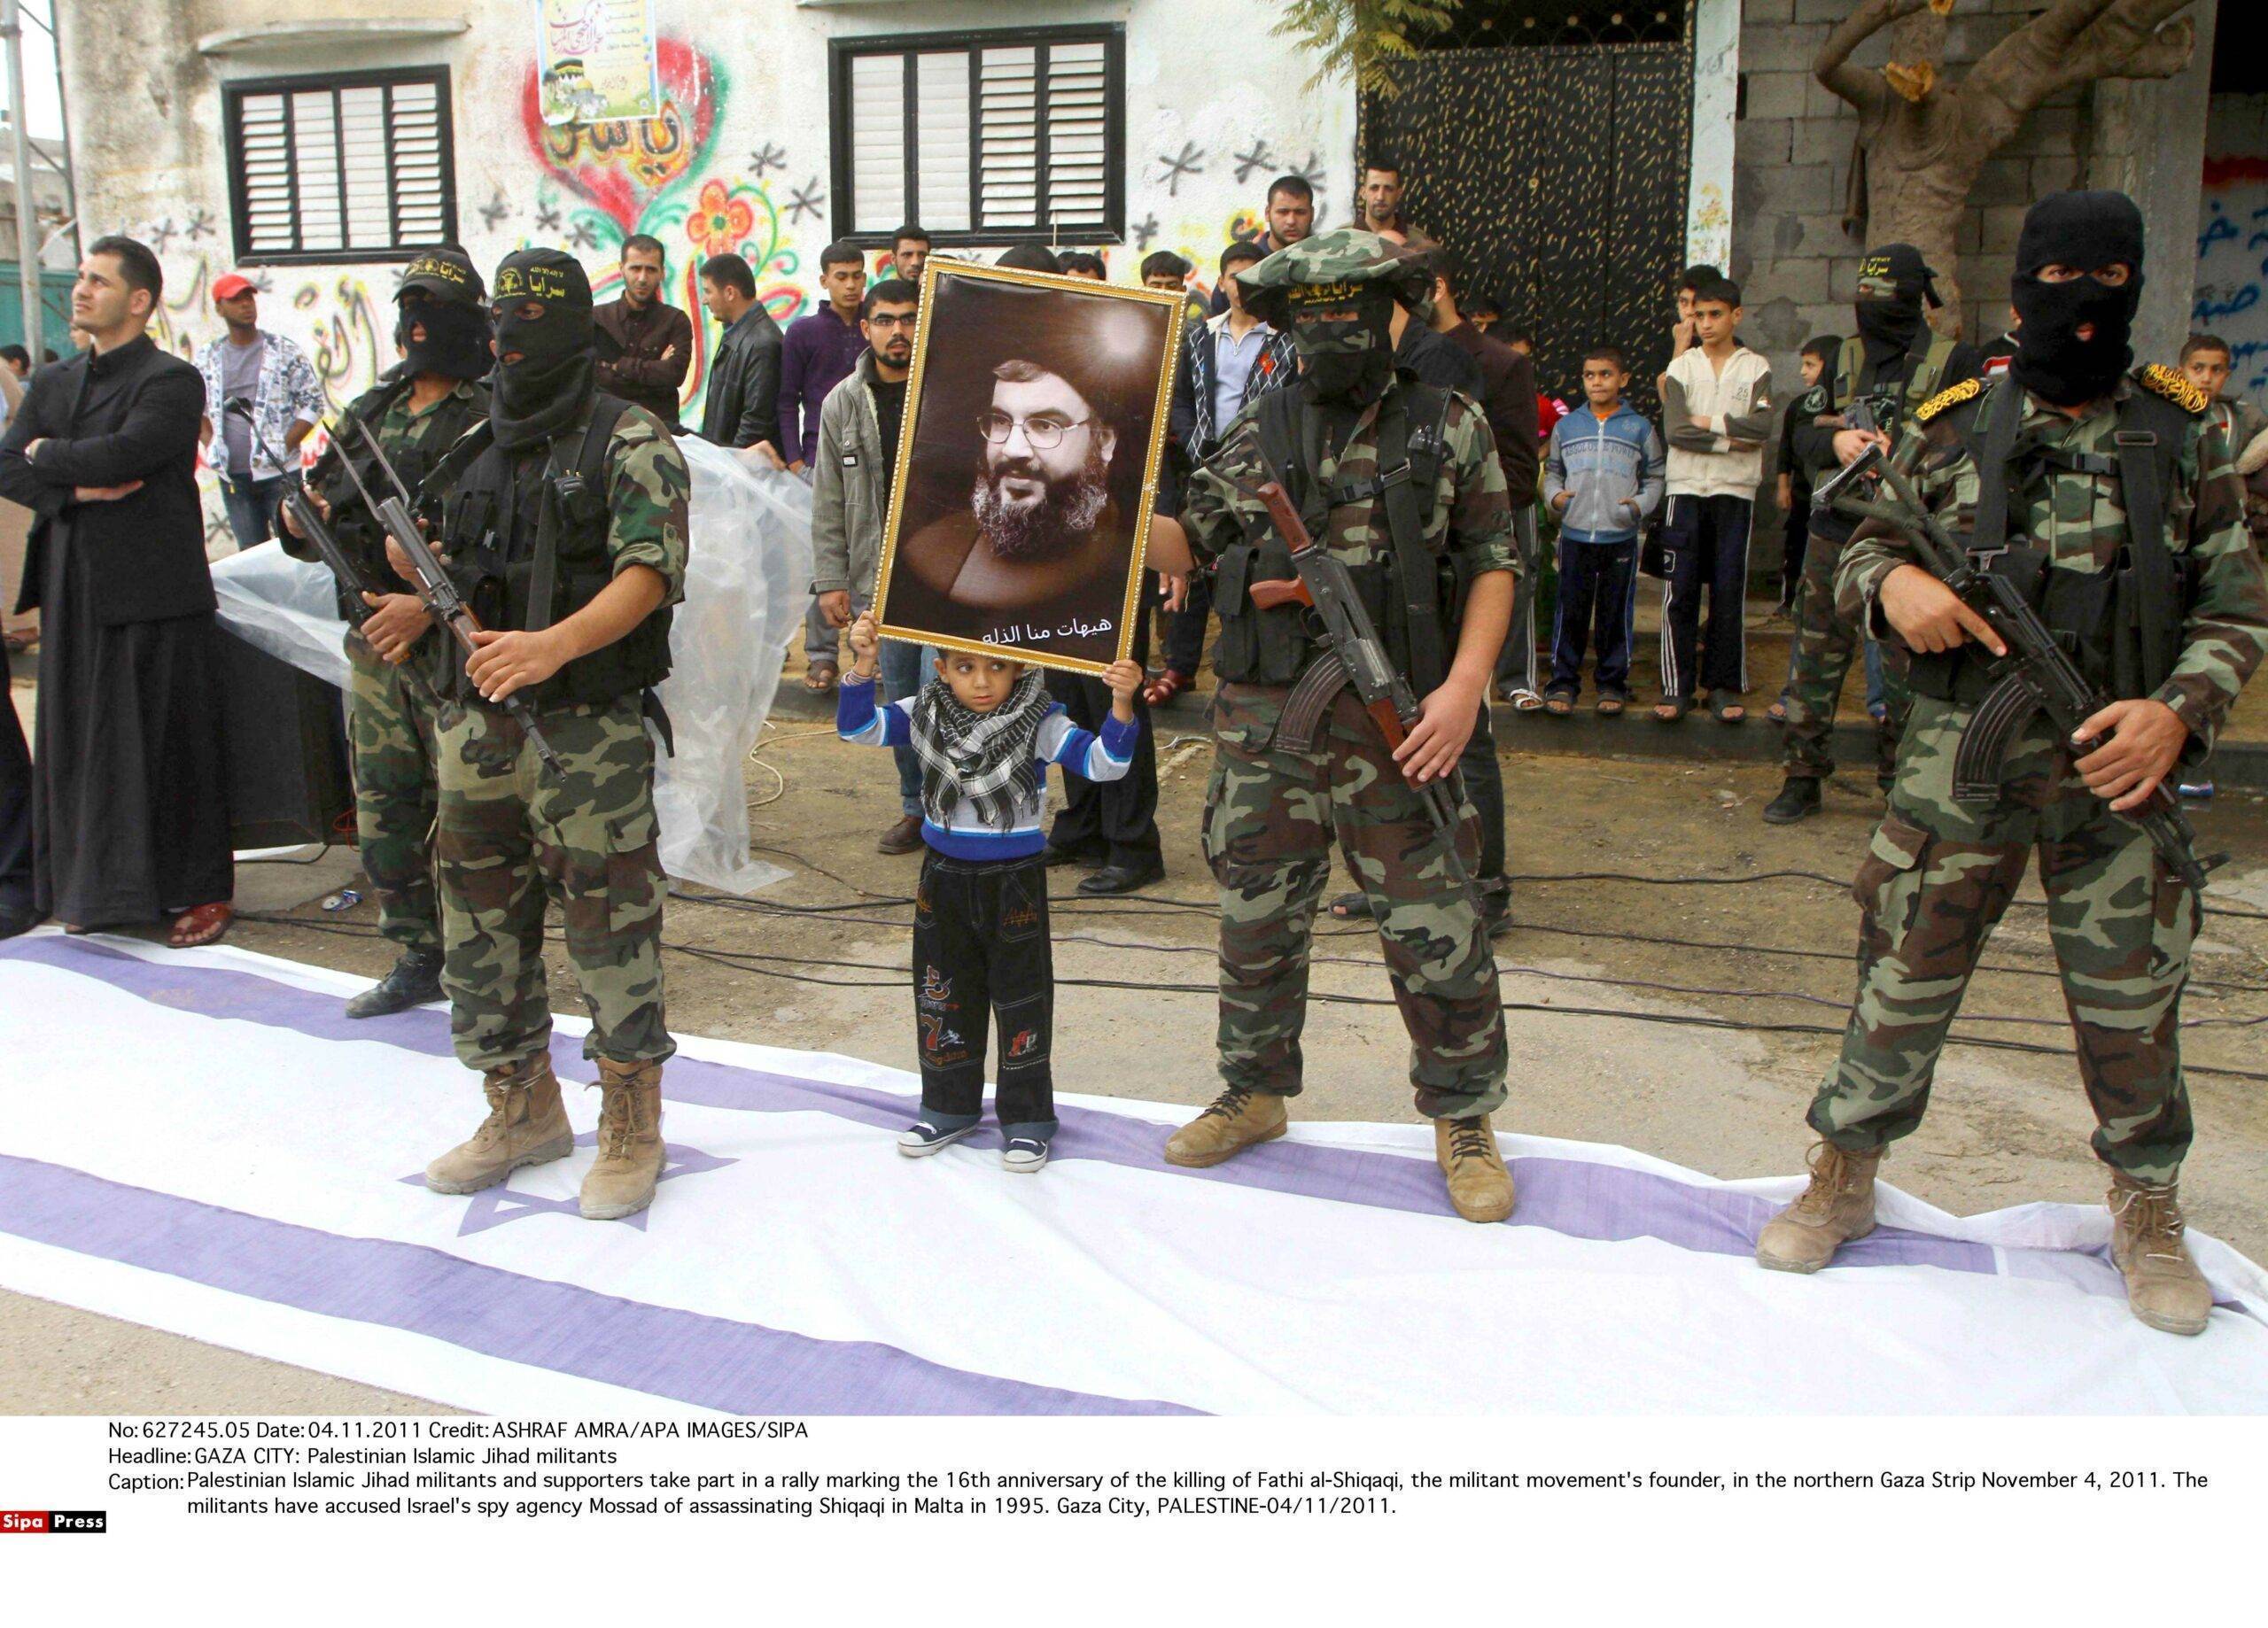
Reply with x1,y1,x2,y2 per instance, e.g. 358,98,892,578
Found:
8,658,2268,1414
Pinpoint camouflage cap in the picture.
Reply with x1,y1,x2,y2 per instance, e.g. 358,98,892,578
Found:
1235,229,1433,326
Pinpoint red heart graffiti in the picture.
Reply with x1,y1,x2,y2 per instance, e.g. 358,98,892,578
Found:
521,37,716,235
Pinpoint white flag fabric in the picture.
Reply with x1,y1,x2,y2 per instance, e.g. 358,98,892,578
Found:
4,934,2264,1416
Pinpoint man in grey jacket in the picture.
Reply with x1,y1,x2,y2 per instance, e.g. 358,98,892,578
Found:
812,278,927,852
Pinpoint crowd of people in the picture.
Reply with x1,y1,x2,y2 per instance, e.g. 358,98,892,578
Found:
3,166,2266,1338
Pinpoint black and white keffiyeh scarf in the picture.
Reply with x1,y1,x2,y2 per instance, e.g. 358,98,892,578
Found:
908,666,1052,831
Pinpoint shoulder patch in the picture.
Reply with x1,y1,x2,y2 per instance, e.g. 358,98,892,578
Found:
1914,376,1981,424
2137,362,2210,415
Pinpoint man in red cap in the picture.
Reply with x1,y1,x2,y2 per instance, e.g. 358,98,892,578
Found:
195,271,323,551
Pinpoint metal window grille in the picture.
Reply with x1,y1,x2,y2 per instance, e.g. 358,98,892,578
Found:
224,69,458,265
830,26,1124,247
1414,1,1689,51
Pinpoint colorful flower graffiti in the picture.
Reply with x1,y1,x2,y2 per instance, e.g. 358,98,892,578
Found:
521,37,807,428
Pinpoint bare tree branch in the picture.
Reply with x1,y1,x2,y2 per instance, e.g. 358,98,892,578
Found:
2054,13,2197,91
2029,0,2127,55
1815,0,1934,113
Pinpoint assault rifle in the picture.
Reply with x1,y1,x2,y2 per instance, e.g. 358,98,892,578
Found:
222,396,443,712
332,415,566,781
1244,480,1476,899
1824,434,2218,894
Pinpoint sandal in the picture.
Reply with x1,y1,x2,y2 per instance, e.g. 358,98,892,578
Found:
1766,699,1789,723
803,661,839,694
1596,694,1626,717
1505,687,1545,713
1141,668,1194,708
1543,693,1574,717
1652,698,1689,723
167,903,233,949
1708,692,1746,725
1328,890,1379,921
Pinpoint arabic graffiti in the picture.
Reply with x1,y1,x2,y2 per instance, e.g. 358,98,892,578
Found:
2195,153,2268,395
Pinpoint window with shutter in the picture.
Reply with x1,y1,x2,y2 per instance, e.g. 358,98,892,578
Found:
224,70,459,265
829,26,1123,248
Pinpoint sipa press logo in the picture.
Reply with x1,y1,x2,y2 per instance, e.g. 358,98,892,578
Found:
1,1509,107,1533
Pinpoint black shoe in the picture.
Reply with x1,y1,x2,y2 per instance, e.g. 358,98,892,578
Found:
346,949,445,1019
0,906,41,942
1761,777,1822,826
1044,842,1103,868
1077,857,1165,895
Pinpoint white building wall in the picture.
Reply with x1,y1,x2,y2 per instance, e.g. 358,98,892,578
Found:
61,0,1357,446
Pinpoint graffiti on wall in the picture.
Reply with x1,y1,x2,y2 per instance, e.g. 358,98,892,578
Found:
517,35,809,428
2197,154,2268,396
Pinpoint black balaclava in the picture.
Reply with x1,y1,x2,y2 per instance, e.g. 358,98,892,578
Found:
395,246,490,381
489,247,594,451
1852,242,1938,358
1286,282,1399,407
2010,190,2145,407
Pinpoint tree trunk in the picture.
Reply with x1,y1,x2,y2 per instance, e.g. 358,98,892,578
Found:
1864,122,1983,337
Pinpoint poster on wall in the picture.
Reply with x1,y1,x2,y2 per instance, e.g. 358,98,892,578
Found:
536,0,662,125
874,261,1184,677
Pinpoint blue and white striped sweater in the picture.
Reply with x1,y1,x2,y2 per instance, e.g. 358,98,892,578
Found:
836,675,1138,860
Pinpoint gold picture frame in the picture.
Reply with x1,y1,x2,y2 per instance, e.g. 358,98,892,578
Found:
871,256,1186,678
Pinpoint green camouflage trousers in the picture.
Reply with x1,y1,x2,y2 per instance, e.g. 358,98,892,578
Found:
1781,528,1908,779
1202,683,1507,1119
432,695,673,1074
1807,694,2198,1182
346,632,443,955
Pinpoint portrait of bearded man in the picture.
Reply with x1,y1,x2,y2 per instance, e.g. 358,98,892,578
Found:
878,266,1178,672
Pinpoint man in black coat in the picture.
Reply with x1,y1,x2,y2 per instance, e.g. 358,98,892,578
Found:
0,236,234,945
696,252,784,457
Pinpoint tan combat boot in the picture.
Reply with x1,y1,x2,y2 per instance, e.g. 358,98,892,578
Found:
1435,1116,1516,1224
1754,1141,1882,1273
581,1058,665,1221
1163,1084,1287,1168
424,1056,574,1194
2108,1171,2212,1337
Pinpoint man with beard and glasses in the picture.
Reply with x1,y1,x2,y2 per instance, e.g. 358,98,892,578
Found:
812,278,931,855
397,247,691,1225
1167,230,1522,1224
893,353,1131,659
282,247,490,1018
1766,244,1980,823
1751,192,2268,1338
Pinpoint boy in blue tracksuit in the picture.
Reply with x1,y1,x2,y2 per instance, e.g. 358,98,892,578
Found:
839,612,1143,1172
1542,345,1666,711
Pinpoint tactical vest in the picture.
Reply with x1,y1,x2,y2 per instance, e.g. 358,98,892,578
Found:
431,393,673,710
1907,375,2199,707
302,376,485,617
1830,330,1961,432
1209,381,1457,692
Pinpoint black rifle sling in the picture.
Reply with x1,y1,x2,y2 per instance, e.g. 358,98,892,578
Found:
524,399,628,635
2112,388,2186,696
1375,391,1448,696
1965,377,2024,560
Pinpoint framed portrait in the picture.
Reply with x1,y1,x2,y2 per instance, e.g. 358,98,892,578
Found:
874,259,1185,676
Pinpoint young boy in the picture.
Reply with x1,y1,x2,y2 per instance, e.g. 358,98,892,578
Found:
1657,275,1771,723
1542,345,1664,714
1773,336,1839,614
840,615,1144,1171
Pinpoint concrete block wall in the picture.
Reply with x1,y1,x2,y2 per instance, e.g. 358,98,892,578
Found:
1729,0,2094,566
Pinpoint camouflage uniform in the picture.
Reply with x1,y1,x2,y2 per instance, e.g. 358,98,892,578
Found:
1184,372,1518,1120
1808,372,2268,1182
301,379,487,955
431,405,689,1073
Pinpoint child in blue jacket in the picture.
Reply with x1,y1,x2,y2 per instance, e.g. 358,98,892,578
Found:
1542,345,1666,712
839,612,1142,1172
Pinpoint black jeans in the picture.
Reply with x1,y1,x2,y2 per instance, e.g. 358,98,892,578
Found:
913,851,1057,1135
1045,606,1161,869
0,696,33,917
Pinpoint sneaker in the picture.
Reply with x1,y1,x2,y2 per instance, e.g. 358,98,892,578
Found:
897,1118,979,1158
1002,1136,1052,1174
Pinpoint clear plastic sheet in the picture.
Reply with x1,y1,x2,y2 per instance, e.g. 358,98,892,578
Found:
203,440,815,897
